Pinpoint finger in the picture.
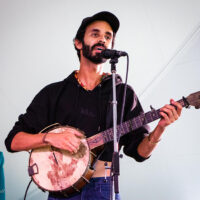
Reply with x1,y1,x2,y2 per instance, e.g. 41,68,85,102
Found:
161,104,179,121
62,131,81,149
160,106,174,119
69,139,81,149
160,109,175,123
65,141,79,153
166,104,179,120
73,130,84,137
160,112,171,125
60,134,79,150
170,99,182,116
65,128,83,137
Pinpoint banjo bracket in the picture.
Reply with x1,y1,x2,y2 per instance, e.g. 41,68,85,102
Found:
28,163,39,176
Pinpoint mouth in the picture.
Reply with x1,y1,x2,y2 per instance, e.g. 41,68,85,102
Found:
93,46,105,53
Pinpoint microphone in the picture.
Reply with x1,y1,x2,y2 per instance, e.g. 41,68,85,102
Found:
100,49,127,59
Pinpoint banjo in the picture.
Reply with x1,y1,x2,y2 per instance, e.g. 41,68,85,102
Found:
28,91,200,196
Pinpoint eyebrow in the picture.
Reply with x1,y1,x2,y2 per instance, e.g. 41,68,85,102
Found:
91,28,113,37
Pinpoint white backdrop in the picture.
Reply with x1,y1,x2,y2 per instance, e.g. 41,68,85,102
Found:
0,0,200,199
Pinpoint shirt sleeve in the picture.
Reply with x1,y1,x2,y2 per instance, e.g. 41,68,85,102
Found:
119,85,150,162
5,86,51,153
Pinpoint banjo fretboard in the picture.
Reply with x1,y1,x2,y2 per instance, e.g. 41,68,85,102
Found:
87,99,186,149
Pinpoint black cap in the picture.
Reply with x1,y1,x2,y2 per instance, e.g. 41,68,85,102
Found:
75,11,120,41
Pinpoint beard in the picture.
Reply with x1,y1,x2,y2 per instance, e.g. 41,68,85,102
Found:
82,41,107,64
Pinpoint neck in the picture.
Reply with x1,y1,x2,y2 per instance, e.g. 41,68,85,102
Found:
77,58,105,90
80,55,104,73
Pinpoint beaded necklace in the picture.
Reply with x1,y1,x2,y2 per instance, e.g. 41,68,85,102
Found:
74,70,109,91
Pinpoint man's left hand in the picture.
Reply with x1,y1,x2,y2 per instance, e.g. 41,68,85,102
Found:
158,99,182,129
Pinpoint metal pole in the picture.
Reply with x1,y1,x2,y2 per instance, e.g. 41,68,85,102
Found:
110,57,121,200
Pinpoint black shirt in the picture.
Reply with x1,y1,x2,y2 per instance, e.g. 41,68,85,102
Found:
5,71,150,162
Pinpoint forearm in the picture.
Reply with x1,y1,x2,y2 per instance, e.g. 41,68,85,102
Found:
137,99,182,158
137,125,165,158
11,127,83,153
11,132,46,152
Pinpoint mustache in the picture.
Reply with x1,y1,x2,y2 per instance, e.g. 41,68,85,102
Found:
91,43,105,51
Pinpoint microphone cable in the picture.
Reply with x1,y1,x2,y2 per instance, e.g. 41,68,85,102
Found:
24,179,33,200
119,54,129,141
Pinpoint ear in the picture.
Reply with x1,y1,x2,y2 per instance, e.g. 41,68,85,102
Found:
74,39,82,50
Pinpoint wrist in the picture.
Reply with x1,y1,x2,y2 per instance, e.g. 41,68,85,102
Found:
156,124,166,132
148,134,161,145
42,132,51,144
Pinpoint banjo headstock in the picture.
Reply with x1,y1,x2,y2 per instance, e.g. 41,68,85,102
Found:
185,91,200,109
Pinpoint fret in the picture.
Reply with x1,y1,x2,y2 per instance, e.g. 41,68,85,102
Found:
129,119,135,131
127,120,132,132
106,129,111,142
135,118,138,127
151,111,156,118
146,112,154,123
101,131,109,143
124,121,130,134
106,129,113,142
135,118,139,128
155,110,161,119
120,121,127,136
102,130,109,143
136,117,143,127
145,112,151,124
140,114,146,125
110,129,114,141
138,115,144,126
106,130,112,142
135,115,144,128
132,118,137,129
117,124,126,137
155,110,160,119
149,111,154,122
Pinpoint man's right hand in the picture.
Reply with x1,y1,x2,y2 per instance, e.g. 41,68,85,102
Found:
44,127,83,154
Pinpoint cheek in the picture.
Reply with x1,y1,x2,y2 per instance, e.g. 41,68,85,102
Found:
106,40,113,49
85,41,96,50
83,36,96,47
107,43,112,49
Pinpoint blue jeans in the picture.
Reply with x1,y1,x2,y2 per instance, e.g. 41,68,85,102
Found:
48,177,111,200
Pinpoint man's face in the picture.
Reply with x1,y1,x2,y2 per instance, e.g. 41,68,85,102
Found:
81,21,113,64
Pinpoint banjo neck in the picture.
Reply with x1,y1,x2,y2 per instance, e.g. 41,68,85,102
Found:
87,98,187,150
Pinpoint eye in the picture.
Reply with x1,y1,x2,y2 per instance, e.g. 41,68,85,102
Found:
91,33,99,37
105,35,111,40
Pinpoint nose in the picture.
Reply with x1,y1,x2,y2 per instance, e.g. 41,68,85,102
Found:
98,35,106,44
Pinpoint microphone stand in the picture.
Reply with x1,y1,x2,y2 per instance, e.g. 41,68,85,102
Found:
110,56,121,200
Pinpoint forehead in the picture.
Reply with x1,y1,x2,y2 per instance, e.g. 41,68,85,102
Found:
85,20,113,35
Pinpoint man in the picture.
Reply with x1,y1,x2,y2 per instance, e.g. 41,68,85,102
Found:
5,11,182,200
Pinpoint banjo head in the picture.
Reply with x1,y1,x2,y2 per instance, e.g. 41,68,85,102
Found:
29,126,91,192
